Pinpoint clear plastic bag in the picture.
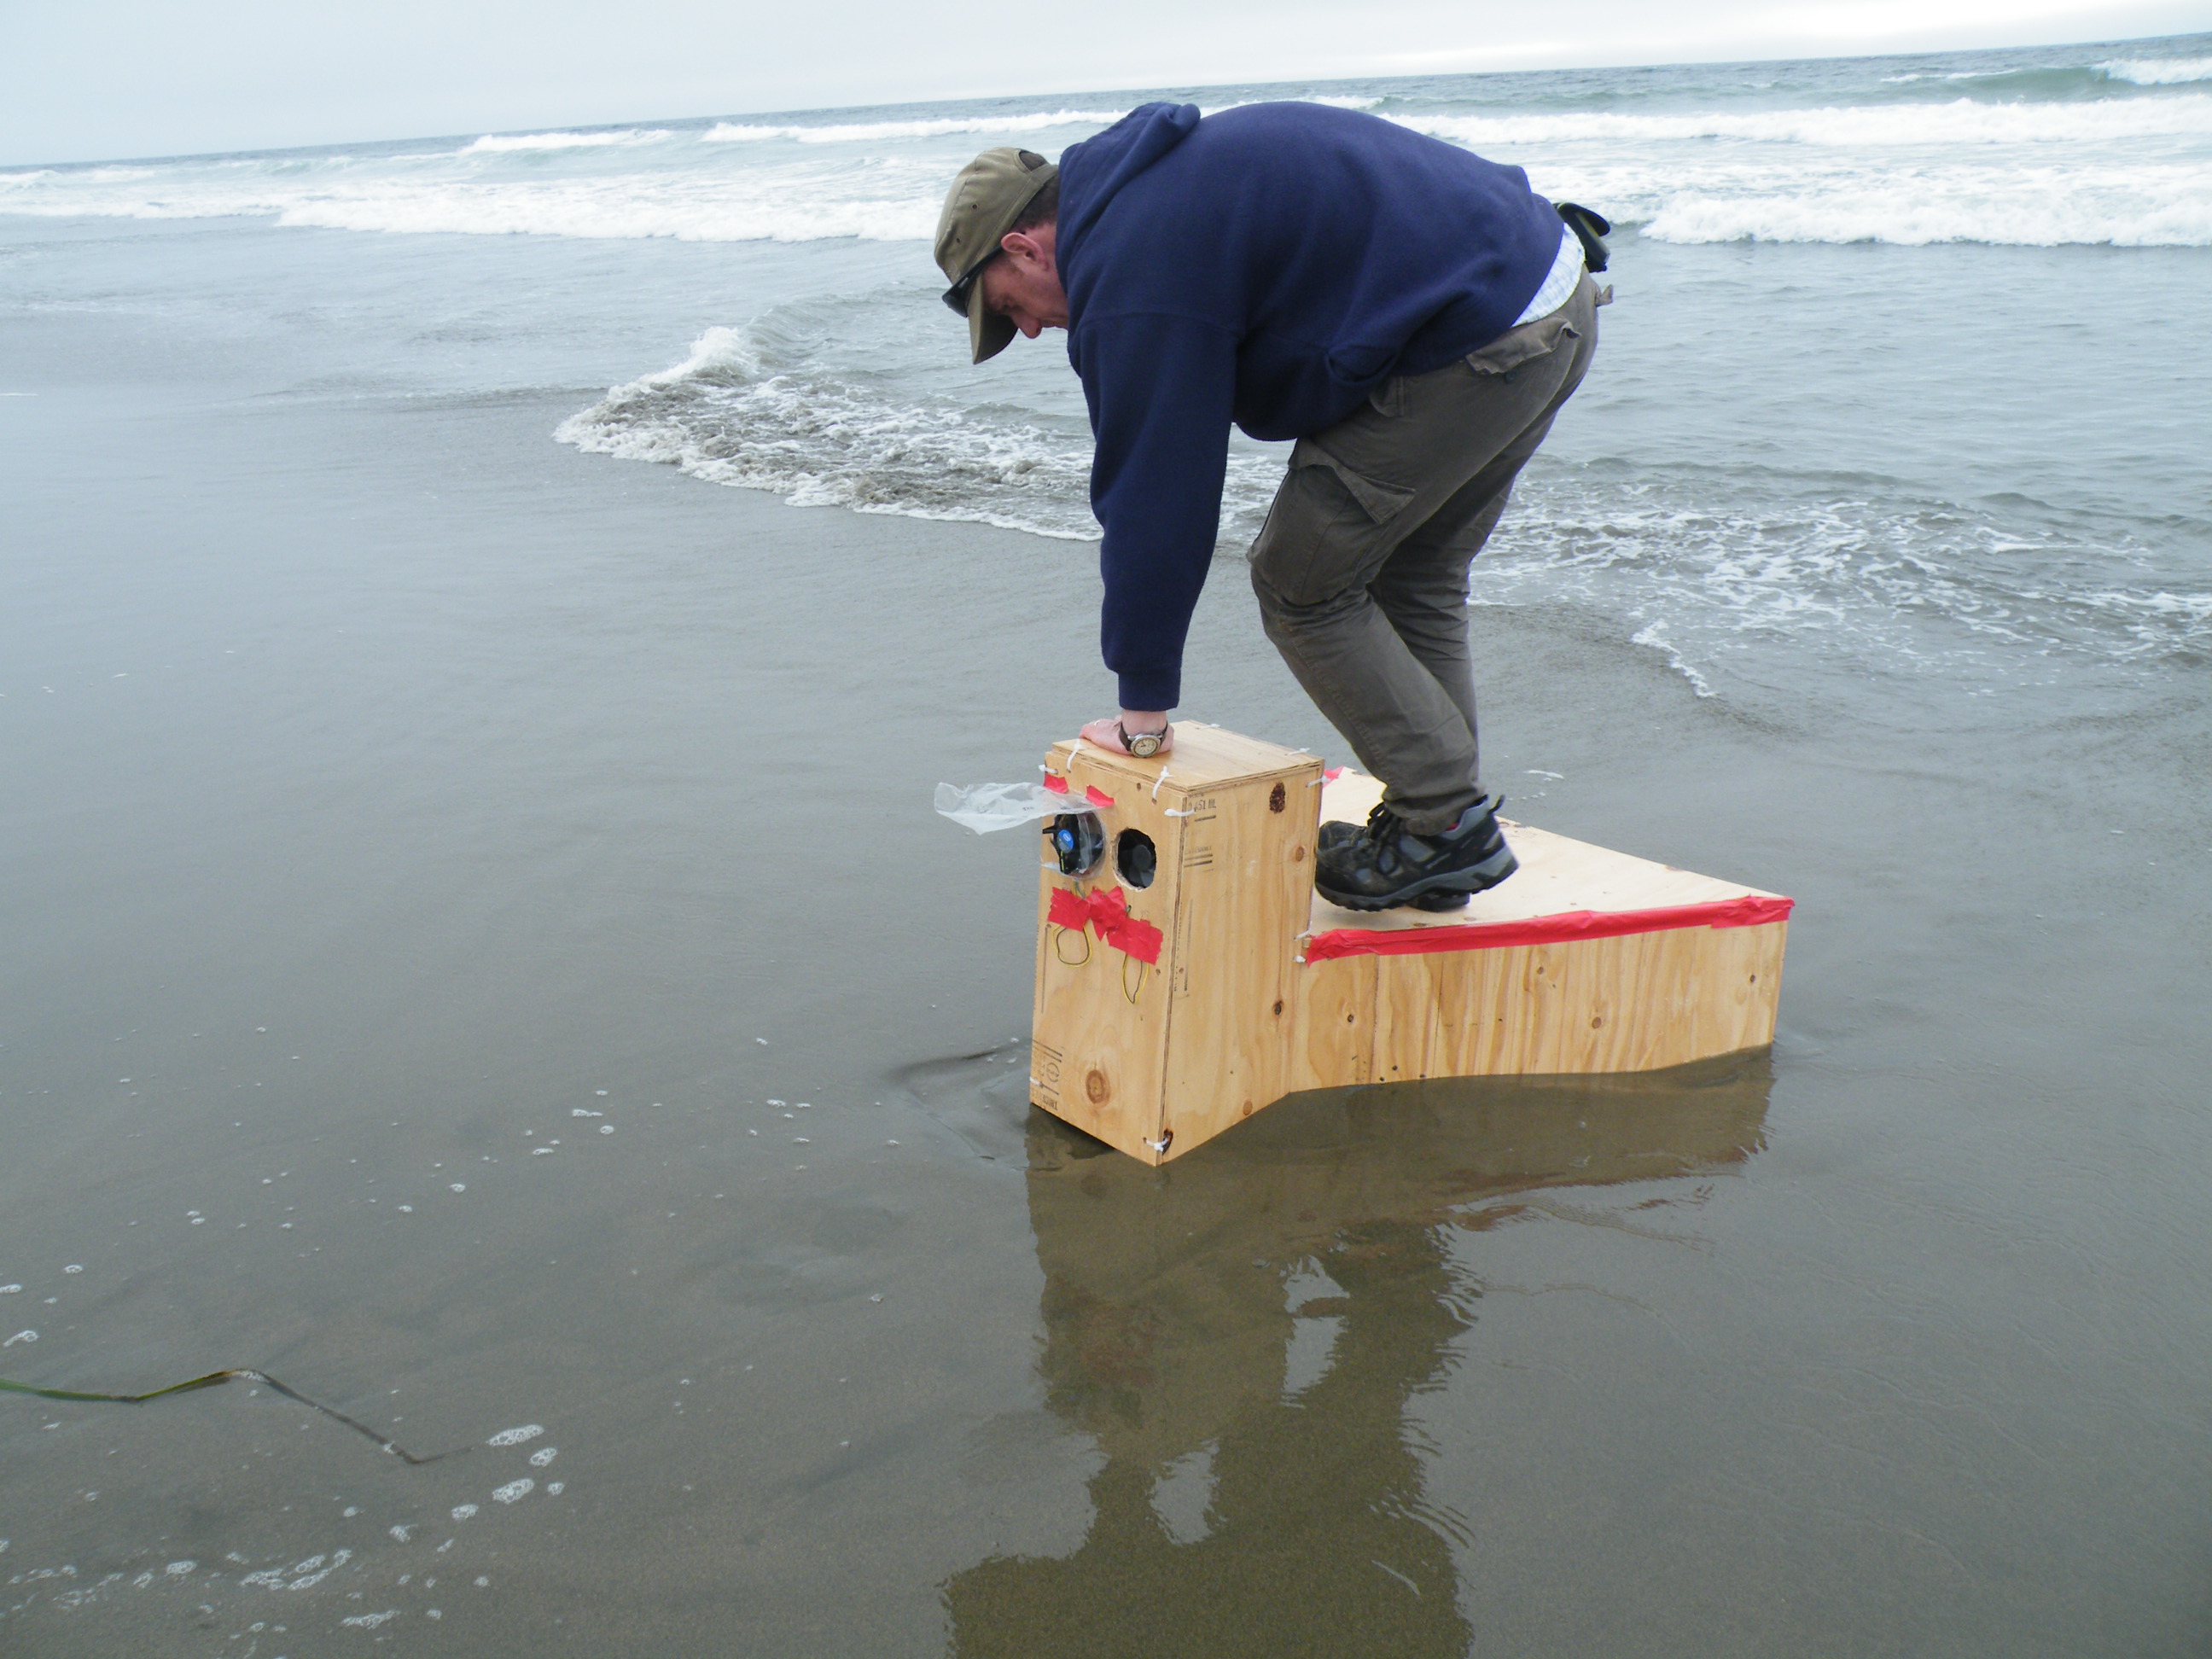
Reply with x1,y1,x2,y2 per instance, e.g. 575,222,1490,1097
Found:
935,780,1075,835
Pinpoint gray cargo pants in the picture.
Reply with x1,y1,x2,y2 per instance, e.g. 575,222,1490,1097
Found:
1249,273,1602,834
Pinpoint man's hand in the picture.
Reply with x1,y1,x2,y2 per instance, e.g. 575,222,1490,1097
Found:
1080,712,1173,757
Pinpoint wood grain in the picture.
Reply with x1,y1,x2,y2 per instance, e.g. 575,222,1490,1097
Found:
1032,741,1790,1162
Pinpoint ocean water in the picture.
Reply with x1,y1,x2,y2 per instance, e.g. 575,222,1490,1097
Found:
6,33,2212,1659
4,34,2209,707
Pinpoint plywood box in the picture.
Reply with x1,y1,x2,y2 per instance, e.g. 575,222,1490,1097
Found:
1030,727,1790,1164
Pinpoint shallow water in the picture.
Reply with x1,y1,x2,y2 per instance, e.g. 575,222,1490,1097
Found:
6,39,2212,1657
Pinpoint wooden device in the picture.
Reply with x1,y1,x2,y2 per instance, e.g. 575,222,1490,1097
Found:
1028,725,1791,1165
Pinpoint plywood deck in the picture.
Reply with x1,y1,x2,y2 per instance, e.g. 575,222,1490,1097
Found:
1028,736,1791,1164
1307,771,1782,941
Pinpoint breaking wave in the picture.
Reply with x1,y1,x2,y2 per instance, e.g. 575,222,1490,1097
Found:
4,52,2206,247
701,110,1131,144
1394,92,2212,148
461,130,675,153
553,323,1291,536
2098,55,2212,84
556,321,2212,692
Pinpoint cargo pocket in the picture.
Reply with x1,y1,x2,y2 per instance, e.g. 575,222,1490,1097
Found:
1249,439,1418,608
1464,311,1580,377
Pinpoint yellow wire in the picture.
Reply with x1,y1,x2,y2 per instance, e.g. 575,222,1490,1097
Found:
1122,954,1145,1004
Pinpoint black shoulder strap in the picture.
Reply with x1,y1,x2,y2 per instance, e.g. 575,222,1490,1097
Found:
1555,201,1611,274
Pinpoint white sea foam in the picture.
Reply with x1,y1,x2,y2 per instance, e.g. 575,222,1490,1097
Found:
1467,474,2212,689
556,324,1106,537
4,79,2204,252
2099,55,2212,84
559,315,2212,694
463,129,672,153
1390,92,2212,149
698,96,1374,146
0,165,945,242
557,319,1293,538
1629,162,2212,247
703,108,1126,144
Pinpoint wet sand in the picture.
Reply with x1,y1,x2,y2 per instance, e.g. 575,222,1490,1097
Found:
5,346,2212,1655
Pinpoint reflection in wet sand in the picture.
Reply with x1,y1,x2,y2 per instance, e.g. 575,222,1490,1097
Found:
945,1057,1773,1657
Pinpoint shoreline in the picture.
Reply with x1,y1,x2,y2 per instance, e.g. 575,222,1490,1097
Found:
4,215,2212,1655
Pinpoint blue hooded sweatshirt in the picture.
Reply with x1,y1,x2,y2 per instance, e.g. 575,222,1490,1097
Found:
1054,101,1565,711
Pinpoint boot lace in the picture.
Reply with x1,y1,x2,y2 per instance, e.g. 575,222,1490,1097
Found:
1358,801,1407,849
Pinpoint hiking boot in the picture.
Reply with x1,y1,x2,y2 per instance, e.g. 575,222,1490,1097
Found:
1319,814,1472,911
1313,793,1517,912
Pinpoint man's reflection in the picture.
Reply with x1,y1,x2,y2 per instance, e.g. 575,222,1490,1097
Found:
945,1057,1773,1658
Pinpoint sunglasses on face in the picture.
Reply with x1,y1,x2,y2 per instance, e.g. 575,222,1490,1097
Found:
941,252,999,316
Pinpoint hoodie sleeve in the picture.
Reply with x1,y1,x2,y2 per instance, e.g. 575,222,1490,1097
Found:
1070,310,1239,712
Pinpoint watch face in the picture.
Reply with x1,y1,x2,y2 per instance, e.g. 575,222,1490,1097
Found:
1126,731,1162,758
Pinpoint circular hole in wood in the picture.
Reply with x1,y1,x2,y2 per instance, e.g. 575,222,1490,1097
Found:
1115,829,1156,889
1272,999,1284,1016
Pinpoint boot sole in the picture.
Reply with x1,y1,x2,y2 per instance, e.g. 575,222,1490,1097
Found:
1315,847,1520,914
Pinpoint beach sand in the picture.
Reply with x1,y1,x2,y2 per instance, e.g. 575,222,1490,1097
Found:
5,324,2212,1656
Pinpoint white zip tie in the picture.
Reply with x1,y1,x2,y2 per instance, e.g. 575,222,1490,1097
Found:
1151,766,1170,800
1164,808,1195,818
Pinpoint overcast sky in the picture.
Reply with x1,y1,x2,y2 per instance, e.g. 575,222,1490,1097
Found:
4,0,2209,165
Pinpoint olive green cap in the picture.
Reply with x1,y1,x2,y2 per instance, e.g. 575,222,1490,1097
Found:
934,146,1058,364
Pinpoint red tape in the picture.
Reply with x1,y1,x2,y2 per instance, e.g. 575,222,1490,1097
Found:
1086,785,1115,809
1303,894,1793,961
1046,884,1163,965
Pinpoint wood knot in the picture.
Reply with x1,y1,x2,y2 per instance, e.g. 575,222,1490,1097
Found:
1290,843,1306,863
1268,782,1286,813
1085,1068,1109,1104
1272,999,1284,1016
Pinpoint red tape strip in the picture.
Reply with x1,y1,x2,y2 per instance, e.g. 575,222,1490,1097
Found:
1303,894,1793,961
1045,884,1163,965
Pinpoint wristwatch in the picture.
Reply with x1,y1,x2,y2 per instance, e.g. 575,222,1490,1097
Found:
1118,720,1166,759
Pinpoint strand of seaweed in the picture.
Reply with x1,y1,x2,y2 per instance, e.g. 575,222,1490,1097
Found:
1,1370,469,1464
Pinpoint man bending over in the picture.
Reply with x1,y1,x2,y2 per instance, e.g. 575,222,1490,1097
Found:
934,102,1602,912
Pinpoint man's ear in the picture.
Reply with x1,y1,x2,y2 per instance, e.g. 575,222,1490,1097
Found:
999,229,1049,269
